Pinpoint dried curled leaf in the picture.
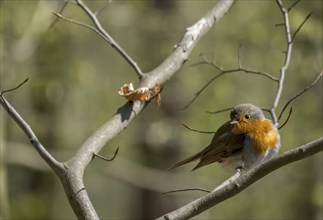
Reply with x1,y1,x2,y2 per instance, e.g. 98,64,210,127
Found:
118,83,161,106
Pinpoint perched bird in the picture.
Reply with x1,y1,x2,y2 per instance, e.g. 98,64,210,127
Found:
169,103,280,172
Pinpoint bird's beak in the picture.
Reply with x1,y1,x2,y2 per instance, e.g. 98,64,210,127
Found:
230,115,242,124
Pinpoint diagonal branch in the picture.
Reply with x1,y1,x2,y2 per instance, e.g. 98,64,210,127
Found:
157,137,323,220
0,78,29,95
292,11,312,41
0,1,232,219
0,85,63,174
74,0,143,78
278,72,322,121
287,0,301,12
181,123,215,134
67,0,236,175
49,0,68,29
54,0,144,79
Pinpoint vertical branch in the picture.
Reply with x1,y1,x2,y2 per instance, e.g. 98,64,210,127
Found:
271,0,293,126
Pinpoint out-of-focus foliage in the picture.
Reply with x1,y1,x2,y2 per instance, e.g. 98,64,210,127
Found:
0,0,322,219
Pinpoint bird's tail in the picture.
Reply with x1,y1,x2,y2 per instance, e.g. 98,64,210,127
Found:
168,151,202,170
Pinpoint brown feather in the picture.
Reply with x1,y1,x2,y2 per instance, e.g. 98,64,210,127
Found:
169,121,245,171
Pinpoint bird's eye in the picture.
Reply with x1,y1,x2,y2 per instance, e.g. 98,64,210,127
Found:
244,114,250,119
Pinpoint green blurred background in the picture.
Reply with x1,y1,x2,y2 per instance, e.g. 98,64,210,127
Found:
1,0,322,219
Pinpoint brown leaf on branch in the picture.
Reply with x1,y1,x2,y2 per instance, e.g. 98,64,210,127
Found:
118,83,161,106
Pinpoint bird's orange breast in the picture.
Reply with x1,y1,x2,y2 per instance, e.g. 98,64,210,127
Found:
232,119,279,154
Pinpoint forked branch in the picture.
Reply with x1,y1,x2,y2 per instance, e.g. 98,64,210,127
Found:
53,0,143,78
181,52,278,110
1,1,236,219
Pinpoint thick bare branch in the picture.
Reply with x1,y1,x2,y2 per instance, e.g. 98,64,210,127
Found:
0,1,237,219
0,83,99,219
158,137,323,220
66,0,235,175
63,2,234,217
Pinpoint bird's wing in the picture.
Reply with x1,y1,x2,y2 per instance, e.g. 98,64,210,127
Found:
168,121,245,170
192,121,245,170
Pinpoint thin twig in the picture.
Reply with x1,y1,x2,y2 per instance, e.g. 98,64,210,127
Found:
260,108,271,113
182,123,215,134
52,12,112,43
0,78,29,96
278,72,322,121
179,73,223,110
93,147,119,162
292,12,313,41
163,188,211,194
237,43,242,68
275,23,285,27
94,2,111,16
54,0,143,79
71,188,86,198
49,0,68,29
181,54,278,110
198,55,278,81
278,107,292,130
287,0,301,12
74,0,143,78
206,107,232,114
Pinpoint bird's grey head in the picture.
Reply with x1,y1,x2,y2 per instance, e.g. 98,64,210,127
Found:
230,103,265,121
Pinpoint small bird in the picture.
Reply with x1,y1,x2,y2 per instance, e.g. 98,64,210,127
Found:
169,103,280,172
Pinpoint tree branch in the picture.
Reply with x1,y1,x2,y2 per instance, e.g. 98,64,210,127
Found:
0,85,63,173
158,137,323,220
75,0,144,78
0,83,99,219
278,72,322,121
292,11,312,41
66,0,235,177
53,0,143,78
271,0,293,126
1,1,236,219
181,52,278,110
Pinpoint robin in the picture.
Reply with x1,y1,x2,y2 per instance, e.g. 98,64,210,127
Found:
169,103,281,172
